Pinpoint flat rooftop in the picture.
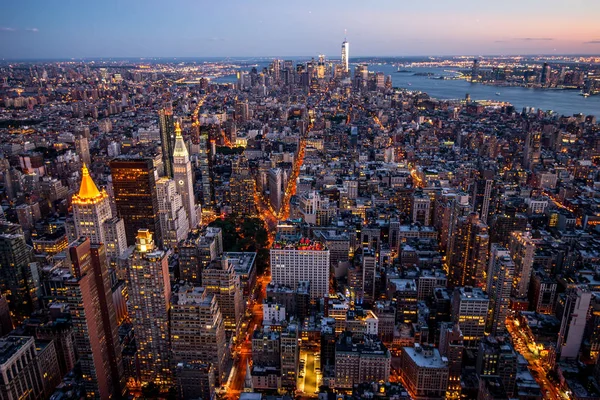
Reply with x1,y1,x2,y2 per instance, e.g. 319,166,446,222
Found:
224,252,256,274
0,336,32,366
403,346,447,369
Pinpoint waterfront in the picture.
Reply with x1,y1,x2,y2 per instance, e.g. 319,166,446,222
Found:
215,63,600,117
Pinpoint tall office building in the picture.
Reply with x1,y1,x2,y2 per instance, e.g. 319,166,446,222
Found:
451,287,489,350
476,336,518,397
72,164,112,244
523,130,541,170
127,230,171,385
362,248,377,303
541,62,551,86
172,123,198,230
557,286,592,359
530,271,557,314
439,323,464,399
268,168,283,214
156,177,189,248
66,238,125,399
158,104,175,177
230,156,256,216
471,59,480,82
110,157,162,246
280,323,299,389
443,192,472,260
271,59,281,82
412,190,431,226
271,239,330,299
103,216,128,271
489,206,528,246
75,135,91,166
341,38,350,73
508,231,535,299
447,213,489,289
486,244,515,336
198,129,214,209
202,258,244,336
170,284,229,384
0,223,36,321
472,178,493,224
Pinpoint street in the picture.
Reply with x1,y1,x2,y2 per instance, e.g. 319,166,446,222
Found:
506,318,565,400
223,272,269,399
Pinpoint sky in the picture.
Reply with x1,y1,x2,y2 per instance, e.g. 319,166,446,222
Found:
1,0,600,59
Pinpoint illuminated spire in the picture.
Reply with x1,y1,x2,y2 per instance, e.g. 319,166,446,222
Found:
76,163,102,200
173,122,189,158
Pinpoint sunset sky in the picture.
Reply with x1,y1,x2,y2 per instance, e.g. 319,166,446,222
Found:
1,0,600,59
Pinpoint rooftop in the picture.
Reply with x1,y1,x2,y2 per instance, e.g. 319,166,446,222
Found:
224,252,256,274
403,345,448,369
0,336,32,366
271,238,327,251
456,286,488,300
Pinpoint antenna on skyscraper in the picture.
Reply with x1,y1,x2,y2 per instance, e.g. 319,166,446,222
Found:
344,29,347,41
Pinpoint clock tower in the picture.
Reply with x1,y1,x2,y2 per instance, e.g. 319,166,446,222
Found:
173,122,199,229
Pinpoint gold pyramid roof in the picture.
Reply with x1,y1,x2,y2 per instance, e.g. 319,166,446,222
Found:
73,164,105,203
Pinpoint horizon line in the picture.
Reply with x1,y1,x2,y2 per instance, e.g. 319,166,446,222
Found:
2,53,600,62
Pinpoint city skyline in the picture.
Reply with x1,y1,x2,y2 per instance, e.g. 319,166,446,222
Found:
2,0,600,59
3,3,600,399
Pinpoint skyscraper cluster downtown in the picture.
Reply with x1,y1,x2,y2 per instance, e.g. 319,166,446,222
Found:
2,30,600,400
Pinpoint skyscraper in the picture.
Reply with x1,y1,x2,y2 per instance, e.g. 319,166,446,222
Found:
341,37,350,74
439,323,464,399
471,59,480,82
172,122,198,229
72,164,112,244
447,213,489,289
451,287,489,350
472,178,493,224
230,156,256,216
202,258,244,337
156,177,190,248
126,230,171,385
362,248,377,303
557,286,592,360
486,244,515,336
198,129,214,209
66,238,125,399
75,135,91,166
158,104,175,177
523,130,541,170
268,168,283,214
541,62,551,86
110,157,162,246
508,231,535,299
170,284,229,384
0,223,36,321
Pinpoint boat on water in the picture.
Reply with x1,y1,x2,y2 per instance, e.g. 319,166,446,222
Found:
496,92,501,96
581,93,590,97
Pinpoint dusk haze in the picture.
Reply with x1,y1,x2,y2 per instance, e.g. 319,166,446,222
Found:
1,0,600,58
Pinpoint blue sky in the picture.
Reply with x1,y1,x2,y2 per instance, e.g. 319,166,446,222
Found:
1,0,600,59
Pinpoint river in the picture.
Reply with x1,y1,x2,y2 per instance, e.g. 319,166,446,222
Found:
214,63,600,118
